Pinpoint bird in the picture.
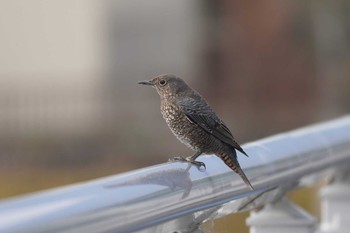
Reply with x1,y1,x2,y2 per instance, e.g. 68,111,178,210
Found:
138,74,254,190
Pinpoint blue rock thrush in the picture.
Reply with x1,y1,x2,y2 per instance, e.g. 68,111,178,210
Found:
138,74,254,190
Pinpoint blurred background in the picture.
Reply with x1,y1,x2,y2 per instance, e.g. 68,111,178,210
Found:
0,0,349,232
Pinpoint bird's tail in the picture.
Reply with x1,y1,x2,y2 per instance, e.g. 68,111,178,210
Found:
220,152,254,191
234,164,254,191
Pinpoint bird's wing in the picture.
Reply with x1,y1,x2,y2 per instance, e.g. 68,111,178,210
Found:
181,104,249,157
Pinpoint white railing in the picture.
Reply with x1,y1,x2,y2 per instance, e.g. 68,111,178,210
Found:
0,116,350,233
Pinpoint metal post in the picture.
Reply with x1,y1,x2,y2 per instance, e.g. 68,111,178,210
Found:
318,173,350,233
246,197,316,233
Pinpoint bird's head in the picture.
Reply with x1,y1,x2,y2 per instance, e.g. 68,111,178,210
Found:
138,74,190,100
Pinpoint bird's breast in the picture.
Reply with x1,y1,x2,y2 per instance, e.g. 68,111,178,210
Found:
160,101,215,152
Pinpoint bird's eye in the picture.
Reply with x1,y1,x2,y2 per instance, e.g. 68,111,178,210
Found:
159,79,167,86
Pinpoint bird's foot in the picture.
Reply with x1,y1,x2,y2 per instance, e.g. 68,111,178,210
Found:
169,156,206,171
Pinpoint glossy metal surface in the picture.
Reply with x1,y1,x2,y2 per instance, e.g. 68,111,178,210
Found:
0,116,350,233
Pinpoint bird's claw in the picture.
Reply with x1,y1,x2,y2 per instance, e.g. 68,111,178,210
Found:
190,160,206,171
169,156,206,171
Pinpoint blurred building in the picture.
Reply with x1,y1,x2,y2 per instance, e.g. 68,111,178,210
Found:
0,1,104,137
201,1,350,139
0,0,203,167
0,1,349,169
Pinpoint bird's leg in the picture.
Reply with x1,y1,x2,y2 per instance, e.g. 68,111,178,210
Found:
188,151,202,161
169,152,206,169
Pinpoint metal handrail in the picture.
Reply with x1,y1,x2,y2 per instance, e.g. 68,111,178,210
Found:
1,116,350,233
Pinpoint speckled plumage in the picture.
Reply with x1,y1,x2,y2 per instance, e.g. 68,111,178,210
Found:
138,74,253,190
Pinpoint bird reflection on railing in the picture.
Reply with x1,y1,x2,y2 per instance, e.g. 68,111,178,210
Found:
105,164,193,199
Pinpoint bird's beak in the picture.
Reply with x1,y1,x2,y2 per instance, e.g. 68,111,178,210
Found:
138,80,154,86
